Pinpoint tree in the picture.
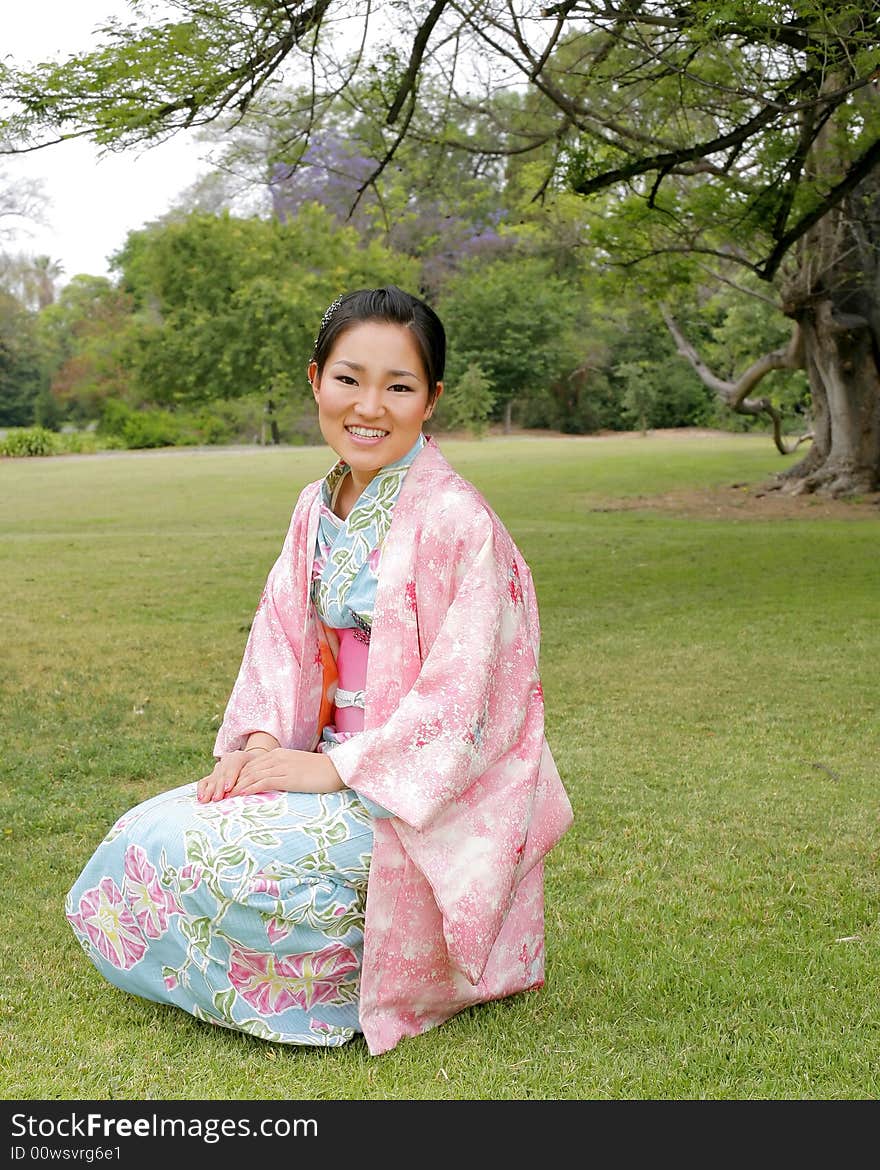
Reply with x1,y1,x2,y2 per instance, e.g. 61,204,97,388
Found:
616,361,659,437
113,204,419,411
29,255,64,310
1,253,65,311
179,92,517,298
2,3,879,492
439,253,582,431
266,121,513,297
0,167,47,244
438,361,496,437
0,290,45,426
36,274,135,422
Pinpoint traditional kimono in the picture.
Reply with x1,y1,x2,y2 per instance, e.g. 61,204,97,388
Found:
65,436,573,1056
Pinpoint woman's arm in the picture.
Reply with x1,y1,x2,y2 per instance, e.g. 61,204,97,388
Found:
244,732,280,753
327,519,540,830
212,486,318,756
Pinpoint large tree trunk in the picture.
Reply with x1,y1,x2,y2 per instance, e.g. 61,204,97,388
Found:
776,100,880,497
783,299,880,495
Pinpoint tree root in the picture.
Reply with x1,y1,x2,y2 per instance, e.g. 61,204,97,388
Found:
767,458,877,498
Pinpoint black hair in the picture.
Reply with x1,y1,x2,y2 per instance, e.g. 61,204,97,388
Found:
312,285,446,402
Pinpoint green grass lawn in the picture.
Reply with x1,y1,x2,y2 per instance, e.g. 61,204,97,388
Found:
2,433,879,1099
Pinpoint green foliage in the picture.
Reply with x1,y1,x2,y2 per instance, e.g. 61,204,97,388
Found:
3,0,877,298
519,374,619,435
605,310,715,432
97,399,245,449
53,430,127,455
196,392,321,446
647,359,715,430
32,385,63,430
114,206,419,409
439,254,583,418
437,362,496,437
704,289,810,422
611,355,713,434
0,425,57,456
617,361,660,434
98,399,182,449
36,275,136,423
0,6,294,150
0,290,45,426
653,283,813,435
3,37,830,449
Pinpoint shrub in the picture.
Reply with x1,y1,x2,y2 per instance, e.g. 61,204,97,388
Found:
0,427,58,457
438,362,496,437
54,431,126,454
187,411,233,446
99,400,182,449
97,399,137,439
120,411,183,449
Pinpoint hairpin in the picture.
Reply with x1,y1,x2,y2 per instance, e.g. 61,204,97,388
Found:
314,295,344,349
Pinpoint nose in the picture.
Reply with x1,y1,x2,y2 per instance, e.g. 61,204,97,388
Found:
353,385,386,418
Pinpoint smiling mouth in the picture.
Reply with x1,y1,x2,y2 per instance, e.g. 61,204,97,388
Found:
346,426,389,438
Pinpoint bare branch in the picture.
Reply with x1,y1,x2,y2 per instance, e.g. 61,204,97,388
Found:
571,68,826,197
0,171,48,238
691,261,781,308
386,0,449,125
661,305,807,454
352,86,420,215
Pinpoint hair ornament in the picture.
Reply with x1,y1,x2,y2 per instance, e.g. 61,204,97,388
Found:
315,295,344,348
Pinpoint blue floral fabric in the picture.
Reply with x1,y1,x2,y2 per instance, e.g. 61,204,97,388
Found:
65,785,373,1045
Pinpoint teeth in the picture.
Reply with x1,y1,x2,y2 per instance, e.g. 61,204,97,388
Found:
347,427,387,438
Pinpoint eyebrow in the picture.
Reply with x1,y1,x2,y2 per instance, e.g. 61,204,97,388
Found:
332,359,422,380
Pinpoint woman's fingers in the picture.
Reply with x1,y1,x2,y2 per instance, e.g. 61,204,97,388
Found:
196,771,220,802
197,762,236,802
196,749,265,802
228,760,279,797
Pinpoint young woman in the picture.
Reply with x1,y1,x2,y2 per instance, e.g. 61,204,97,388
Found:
65,286,573,1056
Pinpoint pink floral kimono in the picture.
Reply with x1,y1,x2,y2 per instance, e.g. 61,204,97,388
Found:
215,437,573,1054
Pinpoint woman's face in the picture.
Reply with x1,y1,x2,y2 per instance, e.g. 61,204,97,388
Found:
309,320,441,486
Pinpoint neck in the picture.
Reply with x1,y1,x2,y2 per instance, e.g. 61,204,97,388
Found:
333,468,372,520
348,468,377,496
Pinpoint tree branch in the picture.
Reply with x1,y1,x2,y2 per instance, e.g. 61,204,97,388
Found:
757,134,880,281
570,69,821,196
661,305,807,454
386,0,449,124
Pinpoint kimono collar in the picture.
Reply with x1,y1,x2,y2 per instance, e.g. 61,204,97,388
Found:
311,433,426,632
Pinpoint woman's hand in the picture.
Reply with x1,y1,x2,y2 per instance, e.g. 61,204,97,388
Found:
225,748,344,798
197,748,264,803
197,747,344,802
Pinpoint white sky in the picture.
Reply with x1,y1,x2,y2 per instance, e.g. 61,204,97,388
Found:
3,3,211,283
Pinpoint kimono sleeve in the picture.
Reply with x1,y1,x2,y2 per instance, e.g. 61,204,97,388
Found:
212,494,313,757
326,513,540,831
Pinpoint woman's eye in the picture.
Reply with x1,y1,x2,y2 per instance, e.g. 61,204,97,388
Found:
390,384,414,394
336,375,357,386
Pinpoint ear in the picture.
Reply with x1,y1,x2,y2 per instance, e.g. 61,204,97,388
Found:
424,382,443,420
308,361,319,401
